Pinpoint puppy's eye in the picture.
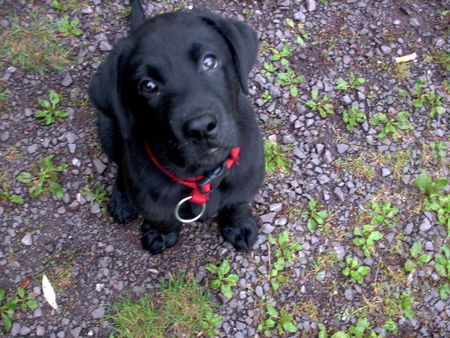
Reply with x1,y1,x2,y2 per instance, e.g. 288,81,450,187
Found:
140,79,158,94
201,54,218,71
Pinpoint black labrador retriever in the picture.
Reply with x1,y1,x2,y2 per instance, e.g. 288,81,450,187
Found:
88,0,265,254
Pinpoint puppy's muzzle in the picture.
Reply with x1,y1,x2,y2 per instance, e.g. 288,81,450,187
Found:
183,113,218,142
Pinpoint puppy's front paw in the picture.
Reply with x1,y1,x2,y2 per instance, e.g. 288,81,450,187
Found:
108,188,138,224
221,217,258,252
141,228,179,254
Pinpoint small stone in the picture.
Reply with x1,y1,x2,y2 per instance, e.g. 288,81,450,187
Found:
91,306,105,319
333,187,345,202
381,168,392,177
68,144,76,153
404,223,414,235
255,285,264,298
61,73,73,87
27,144,38,154
70,327,82,338
293,148,307,159
99,40,113,52
419,216,432,232
24,108,34,117
434,37,445,48
11,323,21,336
21,233,33,246
20,326,31,335
306,0,317,12
294,11,306,22
0,131,9,142
343,55,352,64
81,7,93,14
36,326,46,336
393,19,401,25
380,45,392,54
344,288,354,300
93,158,107,174
434,300,445,312
260,212,276,223
90,203,101,214
262,223,275,234
336,144,349,154
318,174,330,184
269,203,283,212
409,18,420,27
65,132,76,144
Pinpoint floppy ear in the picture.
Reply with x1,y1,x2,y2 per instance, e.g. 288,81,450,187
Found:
88,40,135,141
200,12,258,94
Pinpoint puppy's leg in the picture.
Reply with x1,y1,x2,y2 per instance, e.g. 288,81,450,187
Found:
218,204,258,252
108,167,138,224
141,221,181,254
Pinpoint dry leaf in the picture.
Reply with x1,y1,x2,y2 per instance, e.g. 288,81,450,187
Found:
42,274,58,310
19,276,32,289
395,53,417,63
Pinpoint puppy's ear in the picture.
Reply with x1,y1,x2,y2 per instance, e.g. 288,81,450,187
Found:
88,40,135,140
201,12,258,94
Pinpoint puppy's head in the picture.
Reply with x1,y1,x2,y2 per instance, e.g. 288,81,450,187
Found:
89,11,258,171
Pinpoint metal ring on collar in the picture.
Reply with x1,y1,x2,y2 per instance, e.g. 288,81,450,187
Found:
174,196,206,223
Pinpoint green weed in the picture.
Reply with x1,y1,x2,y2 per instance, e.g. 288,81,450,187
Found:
58,15,84,37
267,230,302,291
0,287,38,333
404,241,432,273
342,256,370,284
261,89,272,102
403,80,446,118
434,244,449,279
353,224,383,257
336,73,367,90
257,303,297,336
81,184,107,207
302,199,329,231
369,111,413,140
285,18,308,45
276,67,305,97
370,201,398,227
16,155,68,198
263,139,290,173
416,171,449,232
35,90,69,125
439,283,449,300
305,90,334,118
108,274,221,337
205,260,239,299
342,106,366,131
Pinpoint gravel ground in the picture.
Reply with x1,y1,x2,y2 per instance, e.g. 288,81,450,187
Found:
0,0,449,337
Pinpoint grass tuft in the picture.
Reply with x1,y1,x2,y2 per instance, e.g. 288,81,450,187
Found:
108,273,221,337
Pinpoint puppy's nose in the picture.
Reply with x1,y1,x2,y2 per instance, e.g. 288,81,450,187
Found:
184,114,218,140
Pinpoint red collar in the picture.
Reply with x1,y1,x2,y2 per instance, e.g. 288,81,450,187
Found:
144,142,240,205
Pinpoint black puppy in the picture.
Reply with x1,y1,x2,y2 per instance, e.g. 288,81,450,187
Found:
88,0,265,254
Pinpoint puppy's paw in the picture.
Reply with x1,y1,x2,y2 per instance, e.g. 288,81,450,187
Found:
108,189,138,224
141,228,179,254
221,217,258,252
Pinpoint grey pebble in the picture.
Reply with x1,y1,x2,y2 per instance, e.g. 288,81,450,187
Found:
434,300,446,312
21,233,33,246
91,306,105,319
419,216,433,232
90,203,101,214
262,223,275,234
0,131,9,141
381,168,392,177
36,326,46,336
306,0,317,12
409,18,420,27
343,55,352,64
99,40,113,51
260,212,276,223
269,202,283,212
336,144,349,154
28,144,38,154
344,288,354,300
61,73,73,87
294,11,306,22
93,158,107,174
380,45,392,54
333,186,345,202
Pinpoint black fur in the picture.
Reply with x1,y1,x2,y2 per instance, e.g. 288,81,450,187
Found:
88,0,265,254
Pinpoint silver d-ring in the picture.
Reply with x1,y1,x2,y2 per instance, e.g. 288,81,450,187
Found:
174,196,206,223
